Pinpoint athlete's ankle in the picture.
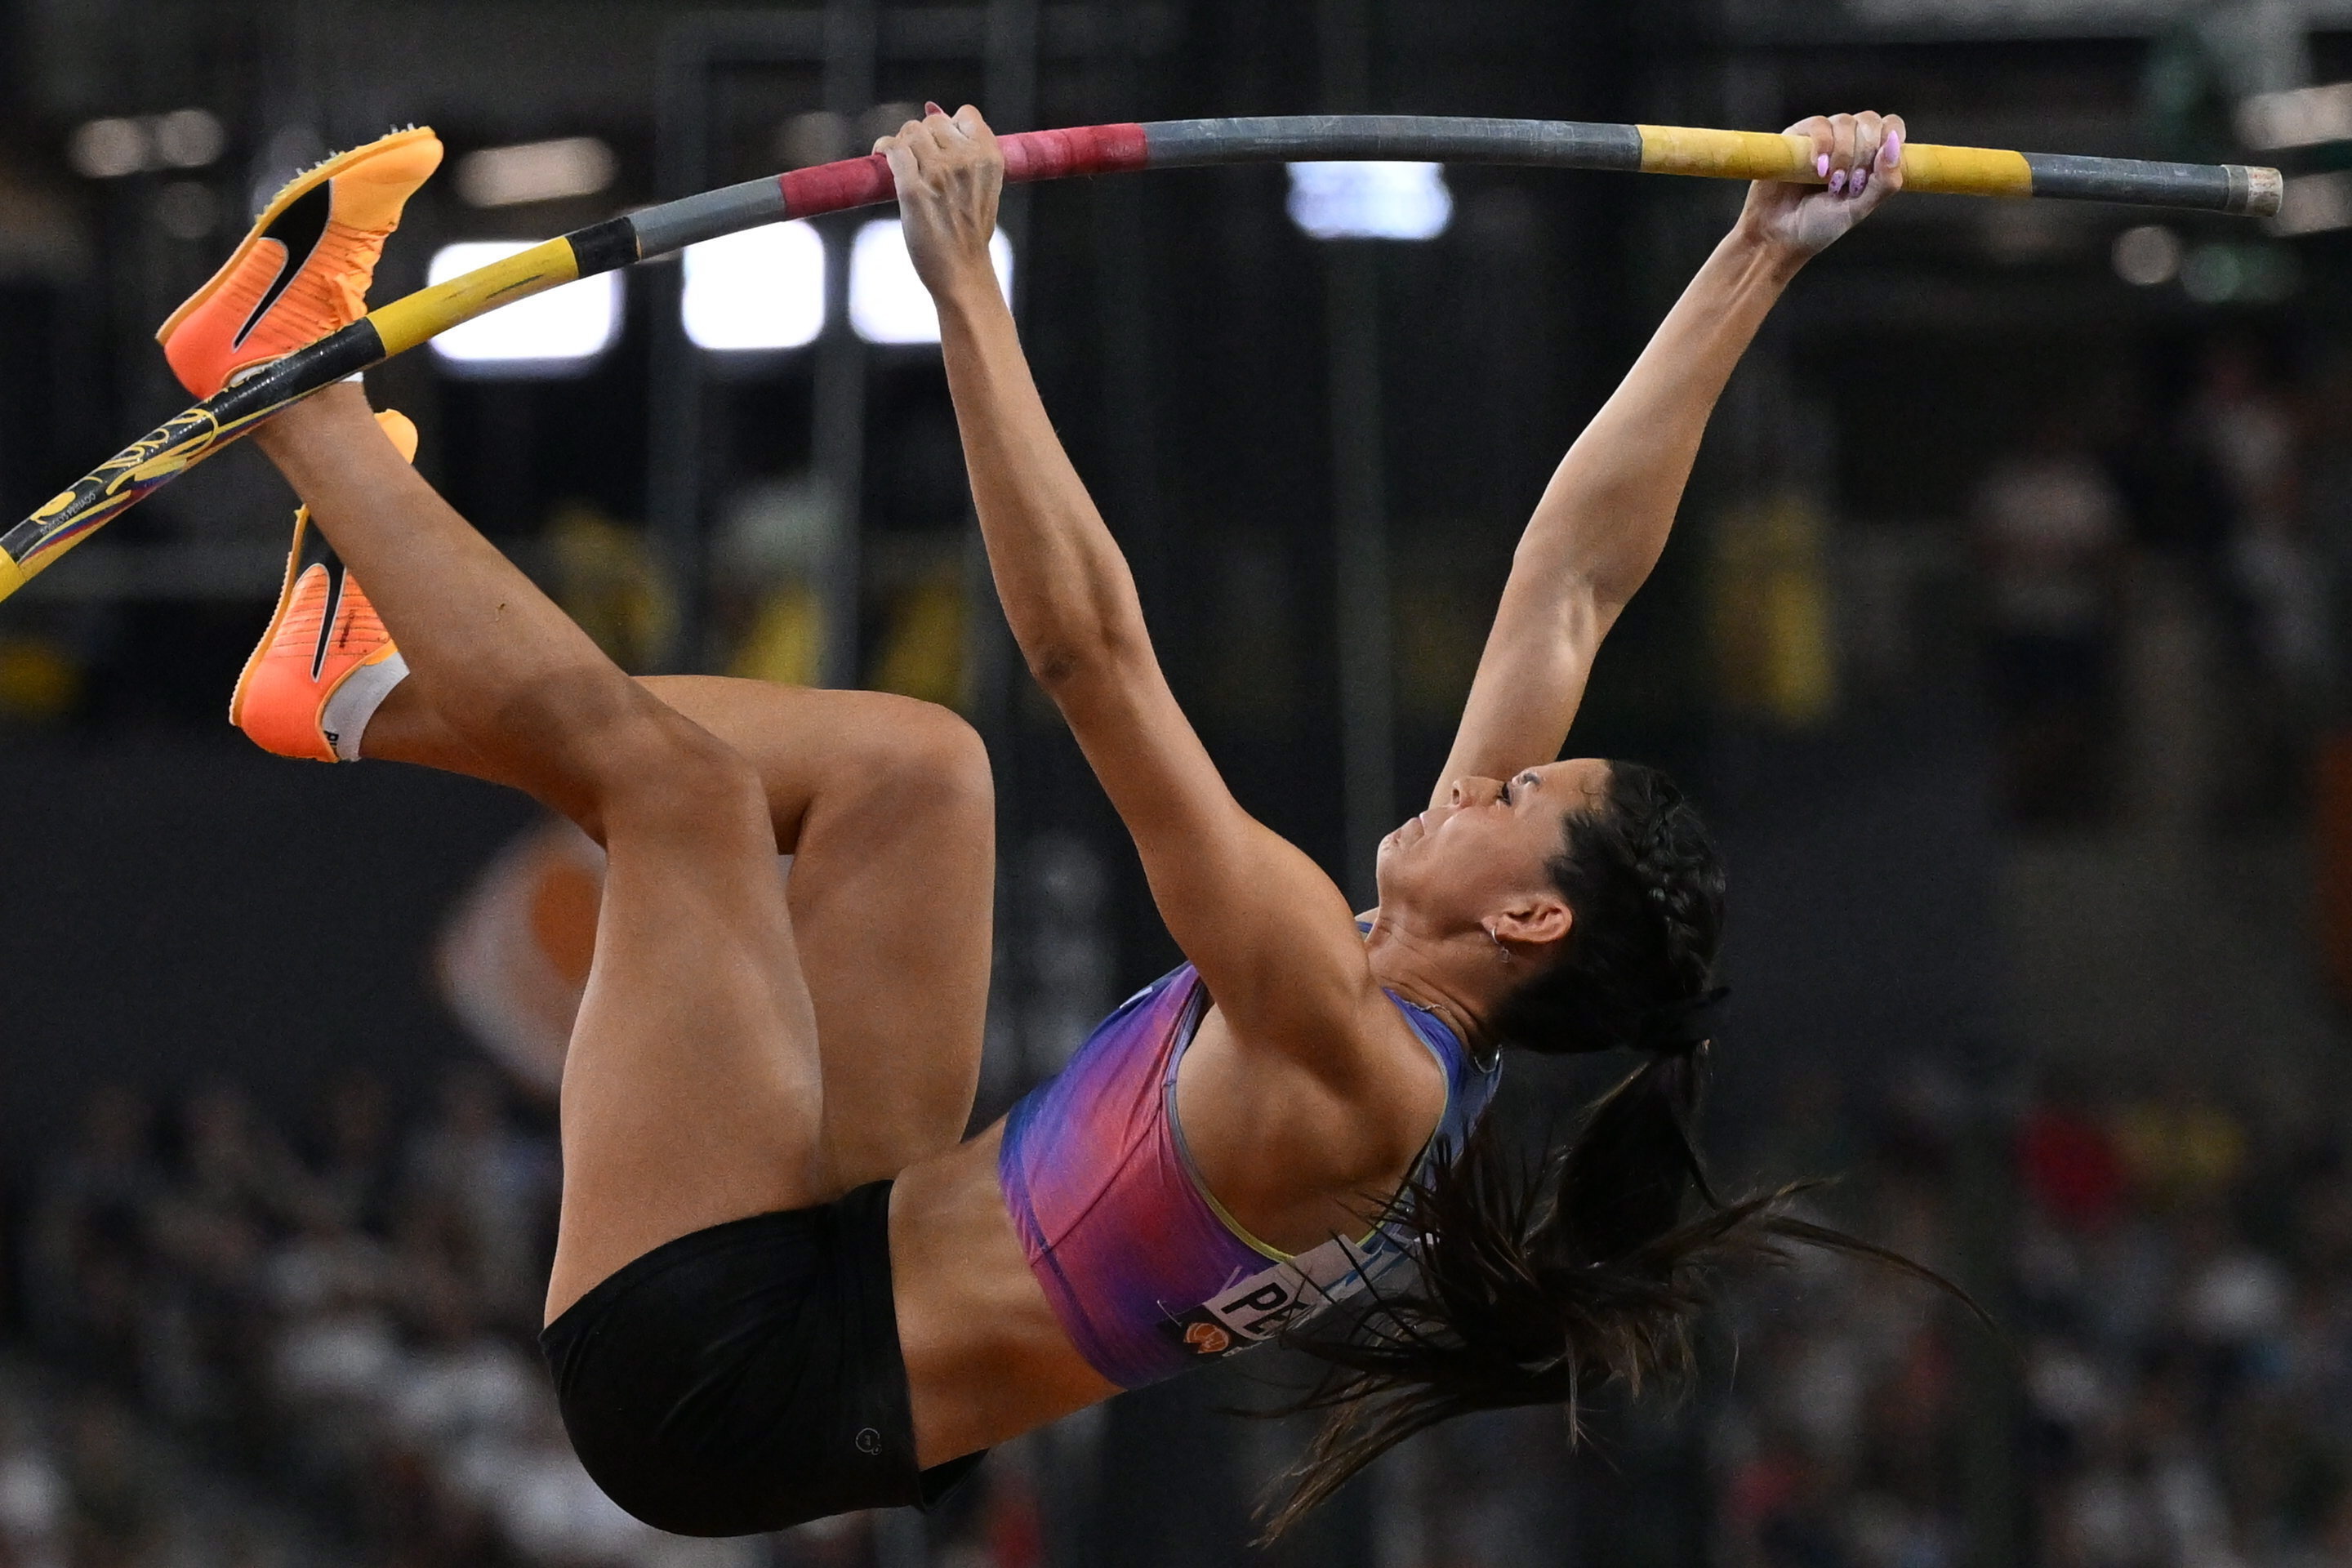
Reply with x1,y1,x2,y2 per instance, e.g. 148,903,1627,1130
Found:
350,676,434,762
251,382,372,460
323,651,408,760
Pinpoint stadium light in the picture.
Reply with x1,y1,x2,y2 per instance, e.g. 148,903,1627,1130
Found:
457,137,617,208
68,119,147,180
68,109,225,180
428,242,621,374
2270,171,2352,236
2238,82,2352,150
152,110,225,169
2113,225,2182,285
683,221,826,351
849,220,1014,345
1285,162,1453,241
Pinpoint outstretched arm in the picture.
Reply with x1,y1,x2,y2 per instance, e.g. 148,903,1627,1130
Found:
1432,110,1905,805
887,108,1401,1085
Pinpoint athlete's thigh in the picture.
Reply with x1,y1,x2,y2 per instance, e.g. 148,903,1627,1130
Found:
639,679,996,1186
789,731,994,1185
546,774,829,1323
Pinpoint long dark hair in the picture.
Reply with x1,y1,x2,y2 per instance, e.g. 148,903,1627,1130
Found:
1263,761,1984,1536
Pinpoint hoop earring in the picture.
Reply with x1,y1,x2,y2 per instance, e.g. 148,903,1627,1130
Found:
1486,927,1512,961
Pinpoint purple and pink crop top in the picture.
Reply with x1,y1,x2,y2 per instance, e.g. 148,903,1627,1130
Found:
997,959,1500,1389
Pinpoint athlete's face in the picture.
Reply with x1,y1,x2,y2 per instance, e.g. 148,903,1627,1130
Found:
1374,758,1610,945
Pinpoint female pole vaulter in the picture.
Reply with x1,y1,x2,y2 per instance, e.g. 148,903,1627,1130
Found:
163,105,1956,1536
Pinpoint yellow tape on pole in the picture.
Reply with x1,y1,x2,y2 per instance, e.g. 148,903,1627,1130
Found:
366,238,582,358
1638,126,1812,181
0,549,24,600
1636,125,2034,198
1900,142,2034,198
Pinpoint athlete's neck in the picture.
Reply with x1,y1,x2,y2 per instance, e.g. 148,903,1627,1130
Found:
1360,911,1510,1052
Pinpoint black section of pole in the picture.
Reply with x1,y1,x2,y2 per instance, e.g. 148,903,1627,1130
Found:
1144,114,1647,172
2021,150,2266,213
564,216,643,278
220,316,389,413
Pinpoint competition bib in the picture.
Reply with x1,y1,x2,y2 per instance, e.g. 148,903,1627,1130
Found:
1159,1228,1414,1361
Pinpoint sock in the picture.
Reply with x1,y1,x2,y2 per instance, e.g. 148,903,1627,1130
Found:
321,652,408,761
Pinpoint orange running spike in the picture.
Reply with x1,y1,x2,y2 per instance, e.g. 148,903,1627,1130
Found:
229,410,416,761
158,127,441,399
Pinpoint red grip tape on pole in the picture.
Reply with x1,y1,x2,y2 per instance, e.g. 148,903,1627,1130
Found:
777,154,896,218
1001,122,1152,181
776,124,1151,219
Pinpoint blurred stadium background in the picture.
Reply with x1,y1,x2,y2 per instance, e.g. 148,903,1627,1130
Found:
5,0,2352,1563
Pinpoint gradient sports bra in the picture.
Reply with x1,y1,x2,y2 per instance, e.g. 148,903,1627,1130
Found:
997,959,1500,1389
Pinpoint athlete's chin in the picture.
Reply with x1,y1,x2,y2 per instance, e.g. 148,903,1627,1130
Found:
1371,842,1428,913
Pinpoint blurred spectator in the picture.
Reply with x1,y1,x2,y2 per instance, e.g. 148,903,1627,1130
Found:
26,1087,157,1382
397,1066,557,1330
2019,1071,2126,1234
1753,1069,1860,1196
141,1085,287,1437
1716,1150,1971,1568
304,1070,399,1237
0,1401,66,1568
2301,356,2352,720
265,1197,400,1481
2113,1077,2245,1212
1974,413,2127,825
2192,340,2328,817
63,1396,158,1568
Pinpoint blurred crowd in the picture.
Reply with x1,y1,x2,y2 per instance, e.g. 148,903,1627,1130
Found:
12,1018,2352,1568
2010,1075,2352,1568
1716,1066,2352,1568
0,1365,318,1568
20,1068,761,1568
1712,1065,1979,1568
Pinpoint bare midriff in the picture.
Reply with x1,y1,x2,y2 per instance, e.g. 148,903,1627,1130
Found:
889,996,1451,1466
889,1125,1116,1468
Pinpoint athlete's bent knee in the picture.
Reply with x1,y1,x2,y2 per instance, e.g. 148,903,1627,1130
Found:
592,709,770,844
845,700,991,820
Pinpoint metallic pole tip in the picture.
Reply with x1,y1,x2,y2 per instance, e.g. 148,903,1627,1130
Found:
2239,165,2285,218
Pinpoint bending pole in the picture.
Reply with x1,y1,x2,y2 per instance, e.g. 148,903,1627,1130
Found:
0,115,2283,604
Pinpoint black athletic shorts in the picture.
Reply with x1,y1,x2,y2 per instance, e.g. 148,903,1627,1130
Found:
540,1181,985,1537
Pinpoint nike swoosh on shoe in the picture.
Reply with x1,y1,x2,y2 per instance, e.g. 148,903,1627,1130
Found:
232,181,333,350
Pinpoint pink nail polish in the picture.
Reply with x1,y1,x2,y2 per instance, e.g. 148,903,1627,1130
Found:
1884,129,1903,163
1815,153,1831,177
925,100,944,117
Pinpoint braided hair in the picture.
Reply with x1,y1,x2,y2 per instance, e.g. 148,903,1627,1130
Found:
1262,762,1980,1537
